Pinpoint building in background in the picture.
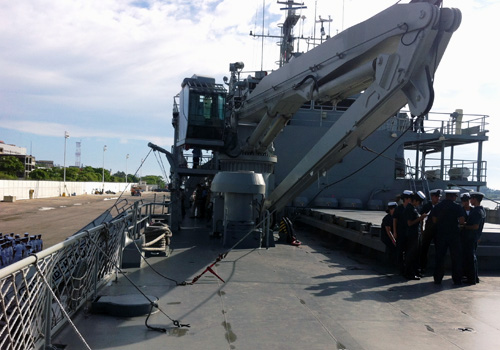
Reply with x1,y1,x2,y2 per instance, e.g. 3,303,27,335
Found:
36,160,55,169
0,140,35,178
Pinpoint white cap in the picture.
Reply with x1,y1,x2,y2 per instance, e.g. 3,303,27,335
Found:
388,202,398,207
416,191,426,200
429,189,442,196
444,189,460,196
402,190,413,199
470,191,485,199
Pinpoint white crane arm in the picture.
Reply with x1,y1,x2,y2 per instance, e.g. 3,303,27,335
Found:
260,3,461,212
237,2,460,154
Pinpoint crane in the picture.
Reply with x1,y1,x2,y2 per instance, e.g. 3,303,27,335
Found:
165,1,461,245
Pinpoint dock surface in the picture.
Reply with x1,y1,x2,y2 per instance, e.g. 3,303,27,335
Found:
53,216,500,350
0,192,158,248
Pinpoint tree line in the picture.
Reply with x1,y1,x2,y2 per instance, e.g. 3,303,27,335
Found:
0,156,165,187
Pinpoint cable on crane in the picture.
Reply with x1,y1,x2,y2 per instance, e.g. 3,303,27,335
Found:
153,149,170,185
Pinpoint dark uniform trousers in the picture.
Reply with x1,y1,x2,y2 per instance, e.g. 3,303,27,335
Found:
461,230,477,283
404,231,420,277
403,203,421,278
461,206,485,284
432,199,464,284
434,232,462,284
419,221,436,272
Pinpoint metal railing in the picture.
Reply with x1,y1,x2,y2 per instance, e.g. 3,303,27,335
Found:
0,202,154,350
384,111,489,136
422,158,487,183
179,154,215,170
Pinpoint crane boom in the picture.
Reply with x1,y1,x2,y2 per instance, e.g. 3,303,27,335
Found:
229,2,461,212
169,1,462,241
236,2,460,158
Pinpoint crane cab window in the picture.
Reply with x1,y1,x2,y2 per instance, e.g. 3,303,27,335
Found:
177,76,227,149
189,94,224,123
185,92,225,139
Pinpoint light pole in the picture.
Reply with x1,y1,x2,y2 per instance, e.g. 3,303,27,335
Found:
63,131,69,196
102,145,107,193
140,158,143,183
126,154,129,183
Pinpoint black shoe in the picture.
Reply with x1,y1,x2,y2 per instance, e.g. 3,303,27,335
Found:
433,279,442,285
406,275,420,281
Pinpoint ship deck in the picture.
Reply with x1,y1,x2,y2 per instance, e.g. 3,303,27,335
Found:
298,208,500,266
53,215,500,350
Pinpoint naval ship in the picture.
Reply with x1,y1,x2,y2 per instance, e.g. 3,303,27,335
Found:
2,1,500,349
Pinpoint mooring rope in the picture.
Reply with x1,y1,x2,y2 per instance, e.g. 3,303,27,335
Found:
87,231,190,330
131,236,189,286
188,207,278,285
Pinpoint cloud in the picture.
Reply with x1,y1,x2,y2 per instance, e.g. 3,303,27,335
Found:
1,1,268,128
1,0,499,186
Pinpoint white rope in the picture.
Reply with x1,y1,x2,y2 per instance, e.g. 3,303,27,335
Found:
142,247,167,252
142,233,166,247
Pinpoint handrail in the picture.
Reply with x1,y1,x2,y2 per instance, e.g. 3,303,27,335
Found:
384,111,489,135
0,202,158,350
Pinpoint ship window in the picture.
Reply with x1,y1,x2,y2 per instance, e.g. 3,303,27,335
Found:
314,101,334,111
202,96,212,119
336,98,355,111
185,91,226,141
300,101,312,110
218,95,224,119
189,93,225,124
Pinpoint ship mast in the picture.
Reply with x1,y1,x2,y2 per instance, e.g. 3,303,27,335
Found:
277,1,306,67
250,1,306,68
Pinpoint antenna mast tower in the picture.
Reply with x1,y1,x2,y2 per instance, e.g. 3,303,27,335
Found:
75,141,81,168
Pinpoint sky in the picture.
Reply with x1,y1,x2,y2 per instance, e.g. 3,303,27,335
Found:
1,0,500,187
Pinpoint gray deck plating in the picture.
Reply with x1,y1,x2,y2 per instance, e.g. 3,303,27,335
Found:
54,218,500,350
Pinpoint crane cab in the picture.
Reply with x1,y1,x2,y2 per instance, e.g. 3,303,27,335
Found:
177,75,227,150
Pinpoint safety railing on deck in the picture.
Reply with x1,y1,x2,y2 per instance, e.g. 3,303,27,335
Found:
179,153,215,170
384,111,489,136
0,202,154,350
422,159,487,183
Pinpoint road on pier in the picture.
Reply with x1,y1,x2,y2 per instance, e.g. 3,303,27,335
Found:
0,192,166,248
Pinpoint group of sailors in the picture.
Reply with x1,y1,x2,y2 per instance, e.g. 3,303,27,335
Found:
382,189,485,285
180,183,213,220
0,232,43,268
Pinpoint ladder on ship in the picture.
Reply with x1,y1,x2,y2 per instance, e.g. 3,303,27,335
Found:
406,158,430,198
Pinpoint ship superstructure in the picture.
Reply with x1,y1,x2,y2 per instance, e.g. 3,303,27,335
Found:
3,3,500,350
157,0,478,246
